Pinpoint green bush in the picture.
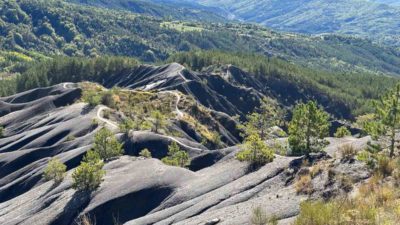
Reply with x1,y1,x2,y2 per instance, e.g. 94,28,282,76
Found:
236,133,274,169
334,126,351,138
294,201,341,225
72,150,105,191
162,142,190,167
119,118,135,134
93,128,124,161
139,148,152,158
43,157,67,183
83,90,102,107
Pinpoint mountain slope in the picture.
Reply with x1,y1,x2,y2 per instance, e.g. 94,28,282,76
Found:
2,0,400,76
66,0,226,22
0,63,373,225
196,0,400,47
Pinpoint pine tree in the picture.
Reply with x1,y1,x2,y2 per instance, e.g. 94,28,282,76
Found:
0,126,4,138
72,150,105,191
288,101,330,156
162,142,190,167
366,83,400,157
241,98,284,139
236,133,274,169
93,128,124,161
151,110,167,133
43,157,67,183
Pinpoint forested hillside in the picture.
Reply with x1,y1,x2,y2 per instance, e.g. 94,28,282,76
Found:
66,0,226,22
0,52,397,118
196,0,400,47
2,0,400,76
169,51,398,116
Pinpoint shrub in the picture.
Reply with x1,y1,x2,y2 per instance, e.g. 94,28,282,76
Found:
119,118,135,134
294,201,344,225
101,91,116,108
0,126,3,138
84,90,102,107
251,206,267,225
356,150,376,169
43,157,67,183
162,142,190,167
72,150,105,191
334,126,351,138
236,133,274,169
139,148,152,158
93,128,124,161
295,174,313,195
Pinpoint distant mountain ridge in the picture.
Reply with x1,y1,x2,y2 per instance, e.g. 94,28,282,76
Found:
193,0,400,47
66,0,227,22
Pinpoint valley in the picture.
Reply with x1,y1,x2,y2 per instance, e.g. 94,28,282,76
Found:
1,0,400,225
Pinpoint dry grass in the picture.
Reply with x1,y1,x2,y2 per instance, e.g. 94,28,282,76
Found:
75,214,95,225
340,144,357,161
296,174,313,195
376,155,396,177
310,163,324,178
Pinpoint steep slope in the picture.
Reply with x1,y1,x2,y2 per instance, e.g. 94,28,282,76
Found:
196,0,400,47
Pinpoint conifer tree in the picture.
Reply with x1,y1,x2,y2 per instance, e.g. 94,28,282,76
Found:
288,101,330,156
236,133,274,169
241,98,284,139
162,142,190,167
72,150,105,191
93,128,124,161
365,83,400,157
151,110,167,133
43,157,67,183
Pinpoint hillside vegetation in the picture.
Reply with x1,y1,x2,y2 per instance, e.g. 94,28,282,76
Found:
66,0,226,22
197,0,400,48
1,52,397,118
2,0,400,76
169,51,398,116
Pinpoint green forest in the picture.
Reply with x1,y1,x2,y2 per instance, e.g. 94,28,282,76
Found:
1,0,400,76
1,51,397,119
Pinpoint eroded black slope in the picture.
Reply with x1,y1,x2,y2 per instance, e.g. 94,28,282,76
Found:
104,63,352,118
